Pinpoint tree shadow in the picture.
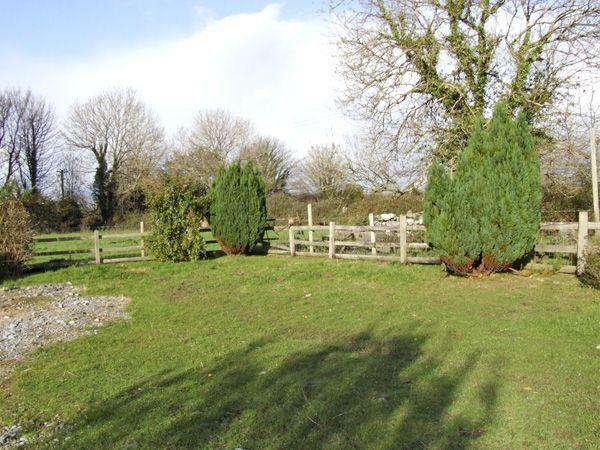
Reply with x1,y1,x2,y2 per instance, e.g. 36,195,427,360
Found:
61,330,498,449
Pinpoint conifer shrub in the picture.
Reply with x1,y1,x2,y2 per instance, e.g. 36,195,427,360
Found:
0,200,34,277
147,178,208,262
424,103,541,275
209,161,267,255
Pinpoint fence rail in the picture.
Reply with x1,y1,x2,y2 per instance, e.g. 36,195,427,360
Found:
285,211,597,275
32,222,151,266
32,222,277,267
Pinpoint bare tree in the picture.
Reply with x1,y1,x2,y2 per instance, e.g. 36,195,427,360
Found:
55,152,87,201
239,136,296,194
16,92,57,192
63,87,164,223
168,110,255,188
0,92,13,186
333,0,600,178
190,109,254,161
167,127,225,189
344,127,429,192
298,143,349,198
0,89,28,188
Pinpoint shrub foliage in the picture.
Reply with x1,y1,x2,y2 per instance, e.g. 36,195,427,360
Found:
579,249,600,289
424,103,541,274
209,161,267,254
0,200,34,277
147,179,207,262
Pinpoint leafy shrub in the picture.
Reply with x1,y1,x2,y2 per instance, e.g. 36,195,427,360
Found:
0,200,34,277
54,198,84,231
424,103,541,275
209,161,267,254
147,178,208,262
579,248,600,288
21,192,83,232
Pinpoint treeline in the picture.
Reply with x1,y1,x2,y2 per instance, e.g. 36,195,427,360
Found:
0,84,595,232
0,87,416,231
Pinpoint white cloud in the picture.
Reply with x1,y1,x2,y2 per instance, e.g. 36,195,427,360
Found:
0,4,352,156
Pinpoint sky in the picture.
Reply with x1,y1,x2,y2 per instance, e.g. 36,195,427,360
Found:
0,0,351,155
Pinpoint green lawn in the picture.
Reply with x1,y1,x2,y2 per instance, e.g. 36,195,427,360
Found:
1,256,599,449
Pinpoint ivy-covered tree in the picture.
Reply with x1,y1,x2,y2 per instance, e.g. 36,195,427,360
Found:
209,161,267,255
92,154,115,224
424,103,541,274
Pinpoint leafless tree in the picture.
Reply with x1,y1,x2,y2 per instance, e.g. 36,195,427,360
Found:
297,143,349,198
332,0,600,181
239,136,296,194
540,97,599,199
63,87,165,222
190,109,254,161
0,89,27,188
168,110,255,188
16,92,57,192
55,152,87,201
344,127,429,192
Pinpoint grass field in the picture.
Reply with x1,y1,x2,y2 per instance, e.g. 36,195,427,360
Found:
1,256,599,449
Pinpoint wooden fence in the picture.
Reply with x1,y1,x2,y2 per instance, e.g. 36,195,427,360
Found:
32,222,276,267
33,222,154,266
285,211,598,275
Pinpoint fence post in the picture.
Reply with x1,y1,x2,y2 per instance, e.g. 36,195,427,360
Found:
369,213,377,255
577,211,588,275
140,221,145,258
308,203,314,254
289,226,296,256
329,222,336,259
399,215,407,263
94,230,101,264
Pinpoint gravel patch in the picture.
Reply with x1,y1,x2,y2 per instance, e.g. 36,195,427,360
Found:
0,283,130,379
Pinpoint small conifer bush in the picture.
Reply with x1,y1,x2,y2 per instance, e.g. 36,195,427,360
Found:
147,179,207,262
209,161,267,255
424,103,541,275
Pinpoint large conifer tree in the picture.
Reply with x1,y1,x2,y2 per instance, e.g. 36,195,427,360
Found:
424,103,541,274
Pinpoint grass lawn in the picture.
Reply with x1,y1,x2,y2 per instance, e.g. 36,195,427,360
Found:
1,256,599,449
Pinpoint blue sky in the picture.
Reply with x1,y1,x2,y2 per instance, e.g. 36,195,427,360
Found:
0,1,348,155
0,1,320,59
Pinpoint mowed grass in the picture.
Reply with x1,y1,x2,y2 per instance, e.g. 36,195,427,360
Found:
1,256,599,449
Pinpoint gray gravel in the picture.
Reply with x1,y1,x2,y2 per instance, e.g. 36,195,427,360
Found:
0,283,130,379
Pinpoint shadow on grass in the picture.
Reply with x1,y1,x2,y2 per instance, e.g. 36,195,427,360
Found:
62,331,498,449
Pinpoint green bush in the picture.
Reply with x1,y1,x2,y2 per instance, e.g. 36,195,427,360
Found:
21,192,83,232
424,161,481,274
209,161,267,255
0,200,34,277
147,179,208,262
424,103,541,274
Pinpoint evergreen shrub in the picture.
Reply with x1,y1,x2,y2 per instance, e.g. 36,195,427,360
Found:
209,161,267,255
424,103,541,274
